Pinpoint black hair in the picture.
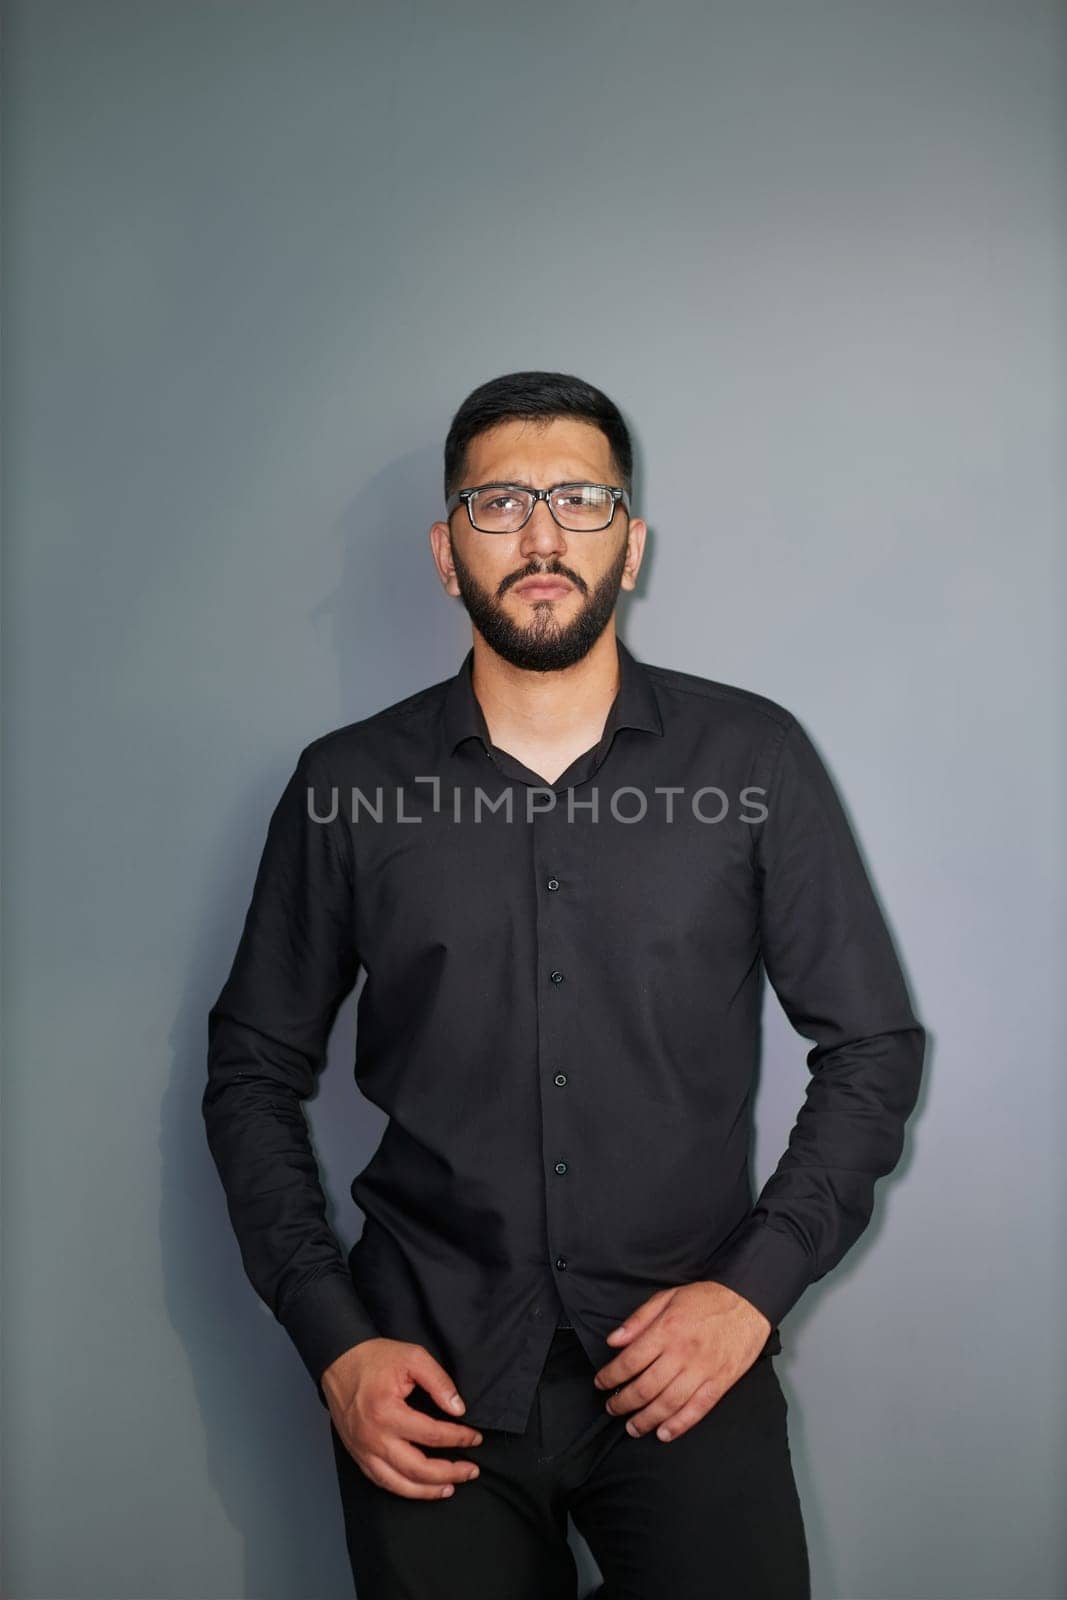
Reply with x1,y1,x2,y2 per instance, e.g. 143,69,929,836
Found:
443,370,634,500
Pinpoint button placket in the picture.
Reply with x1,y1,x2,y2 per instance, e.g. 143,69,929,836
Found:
534,795,579,1322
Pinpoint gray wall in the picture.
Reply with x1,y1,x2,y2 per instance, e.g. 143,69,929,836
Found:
3,2,1063,1597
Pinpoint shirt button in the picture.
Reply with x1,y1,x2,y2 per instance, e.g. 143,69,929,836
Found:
547,877,560,891
550,969,564,984
554,1160,568,1175
554,1073,567,1087
555,1255,568,1271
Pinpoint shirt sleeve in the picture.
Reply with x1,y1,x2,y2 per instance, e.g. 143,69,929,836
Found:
201,742,381,1407
705,714,926,1329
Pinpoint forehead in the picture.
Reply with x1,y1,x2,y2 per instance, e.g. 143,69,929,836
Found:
463,417,615,484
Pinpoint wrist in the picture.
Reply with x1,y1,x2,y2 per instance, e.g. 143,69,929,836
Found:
321,1336,383,1395
703,1278,771,1336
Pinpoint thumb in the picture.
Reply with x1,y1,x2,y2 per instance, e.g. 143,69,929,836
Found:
606,1288,675,1344
408,1346,469,1415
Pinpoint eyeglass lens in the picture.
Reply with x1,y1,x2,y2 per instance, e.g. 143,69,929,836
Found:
469,485,617,532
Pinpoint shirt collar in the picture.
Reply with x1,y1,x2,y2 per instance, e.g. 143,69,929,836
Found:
443,636,664,757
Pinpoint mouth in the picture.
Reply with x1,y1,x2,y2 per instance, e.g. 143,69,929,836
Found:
512,579,574,599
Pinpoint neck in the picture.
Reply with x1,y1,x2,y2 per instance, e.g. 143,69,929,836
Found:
470,627,622,751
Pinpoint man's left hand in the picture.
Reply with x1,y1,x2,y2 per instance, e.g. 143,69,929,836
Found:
592,1280,771,1442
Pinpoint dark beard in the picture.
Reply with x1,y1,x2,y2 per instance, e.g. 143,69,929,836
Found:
450,537,630,673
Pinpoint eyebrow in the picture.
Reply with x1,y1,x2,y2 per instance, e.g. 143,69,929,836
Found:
469,477,607,489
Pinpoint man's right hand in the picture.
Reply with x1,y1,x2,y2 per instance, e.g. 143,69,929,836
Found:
322,1337,484,1500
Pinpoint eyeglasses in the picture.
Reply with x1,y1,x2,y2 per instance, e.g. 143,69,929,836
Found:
445,481,630,534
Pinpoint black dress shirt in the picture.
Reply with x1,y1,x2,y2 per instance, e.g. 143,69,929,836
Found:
202,637,925,1431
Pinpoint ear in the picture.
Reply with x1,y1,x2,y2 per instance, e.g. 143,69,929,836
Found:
429,519,462,598
619,517,648,592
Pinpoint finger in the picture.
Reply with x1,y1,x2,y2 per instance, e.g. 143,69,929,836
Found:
359,1451,466,1501
595,1330,665,1392
652,1376,724,1442
616,1368,709,1436
398,1409,485,1450
405,1352,470,1418
380,1436,482,1488
605,1287,675,1345
605,1353,680,1418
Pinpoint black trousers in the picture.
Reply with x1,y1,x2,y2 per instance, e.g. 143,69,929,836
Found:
330,1326,810,1599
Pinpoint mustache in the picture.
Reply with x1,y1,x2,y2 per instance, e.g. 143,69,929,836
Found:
500,563,587,597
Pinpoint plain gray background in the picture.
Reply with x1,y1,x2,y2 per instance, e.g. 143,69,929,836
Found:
3,2,1064,1597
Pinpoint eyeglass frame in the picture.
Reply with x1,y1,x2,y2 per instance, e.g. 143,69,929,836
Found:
445,481,631,533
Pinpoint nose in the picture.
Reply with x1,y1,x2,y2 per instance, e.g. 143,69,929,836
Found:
518,497,568,561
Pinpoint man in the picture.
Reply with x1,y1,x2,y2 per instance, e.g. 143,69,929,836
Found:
202,370,925,1599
